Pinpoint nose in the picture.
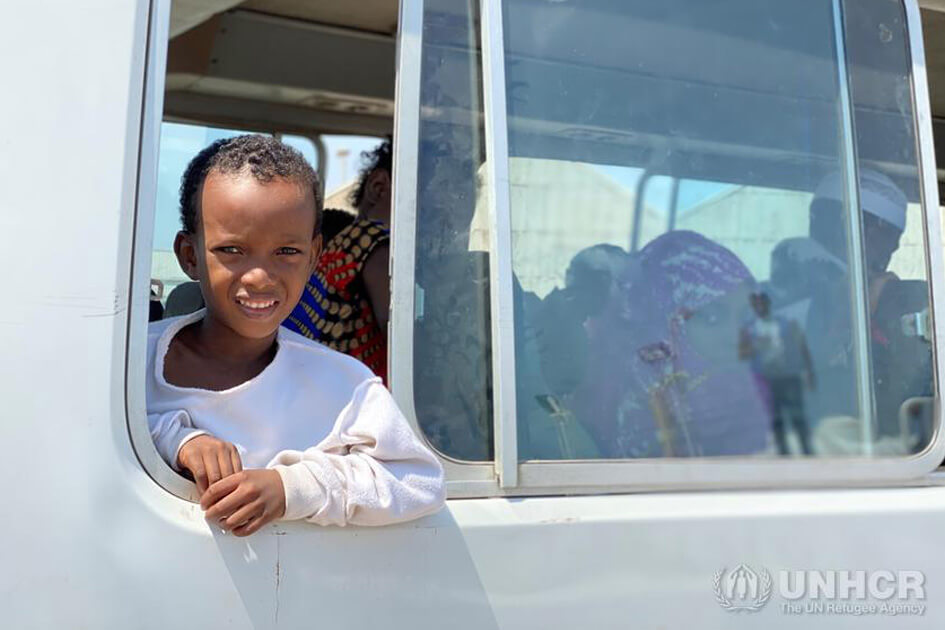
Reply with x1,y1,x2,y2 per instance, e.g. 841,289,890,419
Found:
240,260,277,292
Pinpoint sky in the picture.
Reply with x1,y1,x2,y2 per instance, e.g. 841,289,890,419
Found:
592,164,735,220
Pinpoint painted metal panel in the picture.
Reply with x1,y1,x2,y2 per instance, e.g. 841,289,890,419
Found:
2,0,945,628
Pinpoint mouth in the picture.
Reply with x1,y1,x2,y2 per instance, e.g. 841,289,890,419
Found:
235,297,281,320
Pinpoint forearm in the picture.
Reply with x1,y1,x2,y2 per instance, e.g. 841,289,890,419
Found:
272,449,445,526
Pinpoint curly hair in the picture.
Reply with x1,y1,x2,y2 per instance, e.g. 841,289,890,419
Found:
350,137,392,207
179,134,323,234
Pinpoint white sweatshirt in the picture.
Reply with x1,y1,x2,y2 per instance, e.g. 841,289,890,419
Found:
146,310,445,527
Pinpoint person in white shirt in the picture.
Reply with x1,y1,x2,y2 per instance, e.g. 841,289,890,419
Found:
147,134,444,536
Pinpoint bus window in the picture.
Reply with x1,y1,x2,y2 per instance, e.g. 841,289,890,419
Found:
130,2,401,500
497,0,935,461
410,0,493,462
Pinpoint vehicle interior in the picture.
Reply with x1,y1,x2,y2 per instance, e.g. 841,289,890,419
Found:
167,0,396,137
163,1,944,185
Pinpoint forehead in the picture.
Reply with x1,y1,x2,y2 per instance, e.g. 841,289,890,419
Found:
198,170,315,237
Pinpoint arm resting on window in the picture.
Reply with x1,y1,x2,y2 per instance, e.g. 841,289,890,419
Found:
270,379,446,526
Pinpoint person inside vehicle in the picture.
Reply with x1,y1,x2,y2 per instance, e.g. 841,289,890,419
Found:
534,231,769,458
773,168,933,445
739,291,815,455
283,138,392,383
604,231,767,457
522,244,628,459
147,135,444,535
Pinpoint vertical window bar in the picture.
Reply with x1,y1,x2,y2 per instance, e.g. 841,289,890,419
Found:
904,0,945,454
833,0,875,455
389,0,423,405
312,134,327,187
480,0,519,487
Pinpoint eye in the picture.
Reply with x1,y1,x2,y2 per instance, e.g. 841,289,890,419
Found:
215,246,241,255
277,247,303,256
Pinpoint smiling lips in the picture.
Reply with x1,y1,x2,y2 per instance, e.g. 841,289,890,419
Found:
236,297,280,318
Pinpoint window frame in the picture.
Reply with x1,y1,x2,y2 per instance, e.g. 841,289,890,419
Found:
127,0,198,501
388,0,501,495
389,0,945,498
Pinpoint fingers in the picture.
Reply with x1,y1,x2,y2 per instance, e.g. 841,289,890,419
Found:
201,473,243,513
217,449,235,480
179,437,243,495
203,470,283,537
216,443,243,480
204,488,248,523
202,451,223,494
223,502,262,532
191,459,209,496
230,446,243,474
232,513,272,538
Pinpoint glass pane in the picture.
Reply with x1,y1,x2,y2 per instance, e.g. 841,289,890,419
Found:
412,0,492,460
501,0,912,460
841,0,934,452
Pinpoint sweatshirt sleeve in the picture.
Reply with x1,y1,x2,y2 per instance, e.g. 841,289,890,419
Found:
269,379,446,526
148,409,208,471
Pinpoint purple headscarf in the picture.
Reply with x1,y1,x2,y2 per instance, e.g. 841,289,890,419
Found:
577,231,769,458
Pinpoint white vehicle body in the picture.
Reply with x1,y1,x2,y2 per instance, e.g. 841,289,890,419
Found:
2,1,945,628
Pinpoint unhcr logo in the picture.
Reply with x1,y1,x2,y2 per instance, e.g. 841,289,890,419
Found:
713,566,927,615
713,565,773,612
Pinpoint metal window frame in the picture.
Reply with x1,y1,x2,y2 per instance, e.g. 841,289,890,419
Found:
480,0,519,488
125,0,200,501
388,0,501,494
832,0,876,455
390,0,945,497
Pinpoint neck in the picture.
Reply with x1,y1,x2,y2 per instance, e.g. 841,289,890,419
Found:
190,313,278,366
357,202,389,226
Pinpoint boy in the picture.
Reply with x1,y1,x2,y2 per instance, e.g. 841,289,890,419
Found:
147,135,445,536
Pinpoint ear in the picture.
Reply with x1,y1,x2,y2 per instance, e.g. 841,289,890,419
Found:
308,233,323,274
174,231,200,281
366,169,391,205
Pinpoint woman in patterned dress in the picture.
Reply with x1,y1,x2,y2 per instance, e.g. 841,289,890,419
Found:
284,140,393,383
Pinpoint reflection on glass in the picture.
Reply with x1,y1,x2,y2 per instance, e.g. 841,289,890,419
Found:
739,292,815,455
502,0,934,460
841,0,934,452
412,0,493,461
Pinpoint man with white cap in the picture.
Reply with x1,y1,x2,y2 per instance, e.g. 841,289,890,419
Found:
809,168,907,289
802,168,932,444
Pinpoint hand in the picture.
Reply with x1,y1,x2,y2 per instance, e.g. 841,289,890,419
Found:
177,434,243,495
201,469,286,537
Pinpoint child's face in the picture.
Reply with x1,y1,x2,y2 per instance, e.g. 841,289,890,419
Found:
175,170,321,341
